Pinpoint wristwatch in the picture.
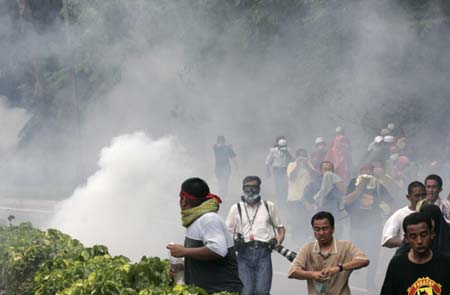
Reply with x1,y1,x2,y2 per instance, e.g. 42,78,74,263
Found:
338,263,344,272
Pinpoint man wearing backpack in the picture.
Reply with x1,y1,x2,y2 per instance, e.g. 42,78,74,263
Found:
226,176,286,295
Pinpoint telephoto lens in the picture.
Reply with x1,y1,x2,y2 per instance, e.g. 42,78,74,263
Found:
275,245,297,262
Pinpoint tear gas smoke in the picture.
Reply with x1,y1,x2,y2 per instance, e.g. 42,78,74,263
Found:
0,96,30,153
49,132,192,260
1,1,449,194
1,1,450,293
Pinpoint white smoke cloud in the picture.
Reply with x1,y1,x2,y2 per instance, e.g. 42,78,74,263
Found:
0,95,30,153
49,132,193,260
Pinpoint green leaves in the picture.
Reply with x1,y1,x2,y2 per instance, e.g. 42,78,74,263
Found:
0,223,236,295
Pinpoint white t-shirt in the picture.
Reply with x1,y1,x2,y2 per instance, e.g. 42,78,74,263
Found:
186,212,233,257
381,206,415,246
225,200,283,243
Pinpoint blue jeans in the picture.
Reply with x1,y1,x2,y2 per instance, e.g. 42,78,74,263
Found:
237,246,272,295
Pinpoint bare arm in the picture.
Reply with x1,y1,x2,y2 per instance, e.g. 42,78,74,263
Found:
167,244,222,261
342,258,369,271
344,179,368,205
383,237,404,248
288,268,328,282
322,258,370,277
275,226,286,247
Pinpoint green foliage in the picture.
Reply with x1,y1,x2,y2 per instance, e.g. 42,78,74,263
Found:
0,223,235,295
0,223,84,295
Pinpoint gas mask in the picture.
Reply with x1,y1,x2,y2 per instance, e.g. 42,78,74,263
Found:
241,185,261,204
241,193,261,204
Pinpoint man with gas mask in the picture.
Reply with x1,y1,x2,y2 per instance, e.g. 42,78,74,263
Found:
226,176,286,295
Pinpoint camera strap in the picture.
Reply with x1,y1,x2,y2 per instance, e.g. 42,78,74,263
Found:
263,200,278,236
233,203,243,239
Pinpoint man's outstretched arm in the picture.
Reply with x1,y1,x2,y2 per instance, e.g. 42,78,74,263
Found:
167,243,222,261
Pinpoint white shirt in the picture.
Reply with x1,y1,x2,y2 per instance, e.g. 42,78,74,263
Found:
381,206,415,246
186,212,233,257
226,200,283,243
265,147,292,168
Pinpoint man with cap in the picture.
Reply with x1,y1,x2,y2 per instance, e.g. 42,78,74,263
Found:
366,135,389,164
226,176,285,295
384,135,398,174
386,122,405,138
167,177,243,294
265,136,294,206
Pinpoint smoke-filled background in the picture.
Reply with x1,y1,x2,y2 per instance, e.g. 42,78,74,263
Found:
1,0,450,293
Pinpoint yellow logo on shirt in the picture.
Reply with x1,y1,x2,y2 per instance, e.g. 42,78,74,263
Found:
407,277,442,295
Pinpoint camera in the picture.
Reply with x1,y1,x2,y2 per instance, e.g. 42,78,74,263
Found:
269,238,297,262
275,245,297,262
234,233,245,252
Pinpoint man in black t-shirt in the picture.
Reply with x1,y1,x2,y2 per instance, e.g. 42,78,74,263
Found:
380,212,450,295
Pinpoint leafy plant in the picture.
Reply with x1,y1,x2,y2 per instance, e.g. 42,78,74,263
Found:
0,223,235,295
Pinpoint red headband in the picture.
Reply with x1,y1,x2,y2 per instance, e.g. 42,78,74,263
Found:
180,191,222,204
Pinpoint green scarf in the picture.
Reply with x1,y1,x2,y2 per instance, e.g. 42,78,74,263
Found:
181,198,220,227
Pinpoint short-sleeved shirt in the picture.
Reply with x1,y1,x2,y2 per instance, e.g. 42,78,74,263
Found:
288,239,368,295
380,253,450,295
184,212,243,293
381,206,415,246
265,147,294,168
186,212,232,256
226,200,282,242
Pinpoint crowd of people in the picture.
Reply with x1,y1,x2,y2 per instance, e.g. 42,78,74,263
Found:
167,123,450,295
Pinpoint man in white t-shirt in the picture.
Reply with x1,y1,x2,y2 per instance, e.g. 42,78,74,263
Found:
381,181,426,248
167,178,243,293
226,176,285,295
